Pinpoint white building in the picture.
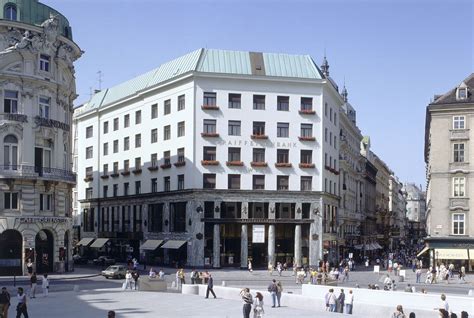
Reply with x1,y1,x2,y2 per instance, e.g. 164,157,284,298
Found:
0,1,81,275
74,49,344,268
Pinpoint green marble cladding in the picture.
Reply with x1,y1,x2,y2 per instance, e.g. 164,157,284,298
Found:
0,0,72,40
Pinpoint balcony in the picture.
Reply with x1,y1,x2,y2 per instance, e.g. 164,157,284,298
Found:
275,162,292,168
132,169,142,174
298,136,316,142
100,174,109,179
110,172,119,178
250,161,268,167
147,166,159,171
160,163,172,169
226,161,244,167
201,105,220,110
0,113,28,123
201,132,220,138
121,170,130,176
251,134,268,140
201,160,219,166
325,165,340,175
83,175,93,182
450,129,469,140
174,161,186,167
0,165,76,183
298,109,316,115
299,163,315,169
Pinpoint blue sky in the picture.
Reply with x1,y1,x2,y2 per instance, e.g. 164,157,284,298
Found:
48,0,473,186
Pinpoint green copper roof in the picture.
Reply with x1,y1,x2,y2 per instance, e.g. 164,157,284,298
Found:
82,49,323,111
0,0,73,39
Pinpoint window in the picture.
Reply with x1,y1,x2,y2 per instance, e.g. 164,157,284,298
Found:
103,186,108,198
103,121,109,134
325,103,328,116
164,99,171,115
253,148,265,162
334,113,337,125
86,126,93,138
4,90,18,113
301,97,313,111
277,96,289,111
453,116,465,129
178,95,185,111
151,153,158,167
135,157,141,170
454,143,465,162
457,88,467,100
277,149,289,163
135,110,141,124
113,162,119,174
148,203,163,232
203,92,216,106
203,174,216,189
151,129,158,143
177,174,185,190
228,120,241,136
164,151,171,165
277,123,289,137
228,94,241,109
4,192,18,209
301,150,312,163
277,176,289,190
177,148,185,163
85,188,93,199
113,184,118,197
85,146,93,159
151,178,158,193
228,147,241,162
334,136,337,148
324,128,328,142
39,194,52,211
124,137,129,151
135,134,141,148
301,176,312,190
253,122,265,136
4,4,17,20
301,124,313,137
452,213,465,235
103,164,108,175
39,96,50,119
253,175,265,190
39,54,50,72
253,95,265,110
124,183,129,196
113,118,119,131
124,114,130,128
3,135,18,169
203,119,216,133
164,176,170,192
163,125,171,140
453,177,465,197
177,121,185,137
170,202,186,232
85,167,93,178
228,174,241,189
124,160,130,172
135,181,141,194
151,104,158,118
203,147,216,161
330,132,333,145
330,108,333,122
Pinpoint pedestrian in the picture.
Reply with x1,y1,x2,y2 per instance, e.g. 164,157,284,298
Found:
132,258,138,271
459,266,466,282
124,271,133,290
178,268,186,286
205,273,216,299
277,262,283,276
132,271,139,290
326,288,337,312
391,305,406,318
435,294,449,313
253,292,264,318
267,262,273,275
107,310,116,318
42,274,49,297
149,268,157,279
190,269,196,284
248,260,253,273
26,259,33,276
342,266,349,282
16,287,28,318
276,281,282,307
158,269,165,280
416,268,422,283
0,286,11,318
240,288,253,318
30,272,37,299
267,279,278,308
337,289,345,313
345,289,353,314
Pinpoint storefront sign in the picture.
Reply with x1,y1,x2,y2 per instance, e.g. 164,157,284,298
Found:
220,139,298,149
17,217,69,224
252,225,265,243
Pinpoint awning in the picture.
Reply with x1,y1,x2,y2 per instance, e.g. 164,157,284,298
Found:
140,240,163,251
160,240,187,249
76,238,95,246
436,248,468,260
375,242,383,249
417,246,430,257
470,249,474,260
90,238,109,248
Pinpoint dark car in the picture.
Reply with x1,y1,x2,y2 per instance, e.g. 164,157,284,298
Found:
73,254,89,265
92,256,116,266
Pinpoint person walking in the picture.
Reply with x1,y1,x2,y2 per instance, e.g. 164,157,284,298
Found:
26,260,33,277
240,288,253,318
248,260,253,273
276,281,283,307
391,305,406,318
277,262,283,276
190,269,197,284
132,271,139,290
124,271,133,290
205,273,217,299
337,289,345,313
415,267,422,284
41,274,49,297
267,279,278,308
253,292,264,318
0,287,11,318
345,289,354,314
459,266,466,282
29,273,37,299
16,287,28,318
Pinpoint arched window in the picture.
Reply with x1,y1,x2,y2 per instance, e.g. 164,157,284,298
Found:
4,3,17,21
4,134,18,170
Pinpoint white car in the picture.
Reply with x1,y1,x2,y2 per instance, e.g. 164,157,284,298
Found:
101,265,127,279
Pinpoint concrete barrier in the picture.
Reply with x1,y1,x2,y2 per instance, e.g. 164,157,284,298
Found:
181,284,199,295
139,278,167,292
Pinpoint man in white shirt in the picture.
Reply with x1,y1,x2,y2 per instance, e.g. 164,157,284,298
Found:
158,269,165,280
345,290,354,314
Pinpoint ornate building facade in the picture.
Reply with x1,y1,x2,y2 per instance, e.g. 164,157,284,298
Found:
0,0,81,275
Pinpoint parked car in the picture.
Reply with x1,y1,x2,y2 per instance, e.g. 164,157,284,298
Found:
72,254,89,265
101,265,127,279
92,256,116,266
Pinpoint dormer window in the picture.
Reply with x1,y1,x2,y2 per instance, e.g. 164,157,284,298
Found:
457,87,467,100
4,4,17,21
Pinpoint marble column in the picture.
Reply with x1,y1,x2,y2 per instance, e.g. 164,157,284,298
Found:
268,224,275,266
294,224,302,267
240,224,248,269
213,224,220,268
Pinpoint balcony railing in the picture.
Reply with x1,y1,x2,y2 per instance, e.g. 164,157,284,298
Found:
0,165,76,182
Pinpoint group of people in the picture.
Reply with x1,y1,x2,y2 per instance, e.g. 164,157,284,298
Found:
324,288,354,314
238,279,284,318
148,268,165,279
123,270,140,290
390,294,469,318
424,264,467,284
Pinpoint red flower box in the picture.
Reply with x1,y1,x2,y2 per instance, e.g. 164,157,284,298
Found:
251,134,268,140
275,163,292,168
201,105,220,110
299,136,316,141
251,162,268,167
147,166,159,171
174,161,186,167
299,109,316,115
201,160,219,166
201,132,220,138
226,161,244,167
299,163,315,169
160,163,172,169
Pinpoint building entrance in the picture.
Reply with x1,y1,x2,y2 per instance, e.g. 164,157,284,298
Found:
0,230,22,276
35,230,54,273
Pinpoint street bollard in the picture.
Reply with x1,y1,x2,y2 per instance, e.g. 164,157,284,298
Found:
221,281,226,287
468,290,473,296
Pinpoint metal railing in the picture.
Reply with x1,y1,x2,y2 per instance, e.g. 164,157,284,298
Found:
0,165,76,182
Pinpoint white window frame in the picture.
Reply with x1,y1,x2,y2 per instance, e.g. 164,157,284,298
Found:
453,116,465,130
452,213,465,235
457,88,467,100
39,96,50,119
85,146,93,159
453,143,465,163
39,193,52,211
4,192,19,210
4,135,18,169
453,177,465,197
